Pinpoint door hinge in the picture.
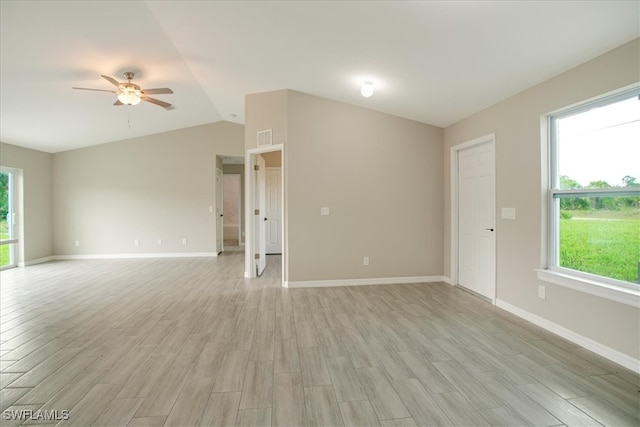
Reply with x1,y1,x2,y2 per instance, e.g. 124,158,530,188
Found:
254,164,260,171
255,254,260,260
254,209,260,215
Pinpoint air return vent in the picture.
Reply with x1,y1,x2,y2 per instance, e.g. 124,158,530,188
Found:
257,129,273,147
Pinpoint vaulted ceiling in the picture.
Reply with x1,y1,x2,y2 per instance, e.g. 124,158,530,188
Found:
1,1,637,153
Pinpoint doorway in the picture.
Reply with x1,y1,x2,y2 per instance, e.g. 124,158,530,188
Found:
216,155,245,255
245,145,285,283
451,135,496,301
216,168,224,254
223,174,242,247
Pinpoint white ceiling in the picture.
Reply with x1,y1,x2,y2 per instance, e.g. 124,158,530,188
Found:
1,1,638,153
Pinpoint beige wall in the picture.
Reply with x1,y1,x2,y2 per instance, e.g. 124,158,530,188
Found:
245,90,288,151
444,39,640,359
0,142,53,262
285,90,444,282
4,38,636,365
52,122,244,255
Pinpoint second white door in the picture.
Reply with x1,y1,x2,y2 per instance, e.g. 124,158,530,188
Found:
254,155,267,276
458,140,496,300
265,168,282,254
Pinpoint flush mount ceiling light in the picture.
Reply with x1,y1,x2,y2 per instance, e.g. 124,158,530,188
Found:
360,81,374,98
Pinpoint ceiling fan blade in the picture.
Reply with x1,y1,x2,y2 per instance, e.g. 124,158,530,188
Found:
114,100,124,106
142,88,173,95
142,96,173,110
101,75,121,87
72,87,117,93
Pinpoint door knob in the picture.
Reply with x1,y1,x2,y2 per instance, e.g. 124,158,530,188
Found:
486,228,494,231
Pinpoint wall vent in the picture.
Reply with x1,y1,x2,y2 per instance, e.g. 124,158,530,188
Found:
257,129,273,147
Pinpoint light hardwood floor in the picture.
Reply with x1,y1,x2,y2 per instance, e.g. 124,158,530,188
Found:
0,253,638,426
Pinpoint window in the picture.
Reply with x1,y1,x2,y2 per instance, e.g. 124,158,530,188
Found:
542,87,640,302
0,167,18,270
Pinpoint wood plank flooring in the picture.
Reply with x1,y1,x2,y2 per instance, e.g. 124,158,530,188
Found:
1,252,638,426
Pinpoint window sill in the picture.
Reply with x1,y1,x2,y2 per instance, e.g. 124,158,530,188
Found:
536,269,640,308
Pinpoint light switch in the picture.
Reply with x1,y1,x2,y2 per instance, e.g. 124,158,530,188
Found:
320,207,330,216
502,207,516,219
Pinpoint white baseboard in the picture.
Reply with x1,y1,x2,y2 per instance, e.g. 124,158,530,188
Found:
285,275,446,289
496,299,640,374
442,276,454,285
21,256,56,267
52,252,218,261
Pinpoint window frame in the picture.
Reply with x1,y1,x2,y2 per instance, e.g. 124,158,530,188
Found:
0,166,18,270
539,86,640,307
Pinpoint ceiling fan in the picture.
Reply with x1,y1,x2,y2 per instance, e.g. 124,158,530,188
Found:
72,72,174,109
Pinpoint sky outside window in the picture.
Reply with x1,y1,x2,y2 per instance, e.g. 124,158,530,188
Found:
557,95,640,188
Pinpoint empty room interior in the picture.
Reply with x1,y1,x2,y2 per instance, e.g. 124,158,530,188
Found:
0,1,639,426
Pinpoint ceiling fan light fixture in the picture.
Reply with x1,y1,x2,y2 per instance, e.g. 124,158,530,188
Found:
360,81,374,98
117,89,141,105
73,72,173,109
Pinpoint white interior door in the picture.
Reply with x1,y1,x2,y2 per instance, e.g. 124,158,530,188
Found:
265,168,282,254
216,168,224,254
255,155,267,275
458,140,496,299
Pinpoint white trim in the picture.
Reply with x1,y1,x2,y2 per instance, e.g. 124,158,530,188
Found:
285,276,446,289
247,143,285,156
53,252,218,260
20,256,55,266
442,276,455,286
9,252,219,268
450,133,496,296
536,269,640,308
496,299,640,374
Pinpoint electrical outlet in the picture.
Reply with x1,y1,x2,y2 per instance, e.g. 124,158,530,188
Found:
538,285,546,300
363,256,370,266
157,239,163,246
182,238,188,246
74,240,80,247
134,239,139,246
